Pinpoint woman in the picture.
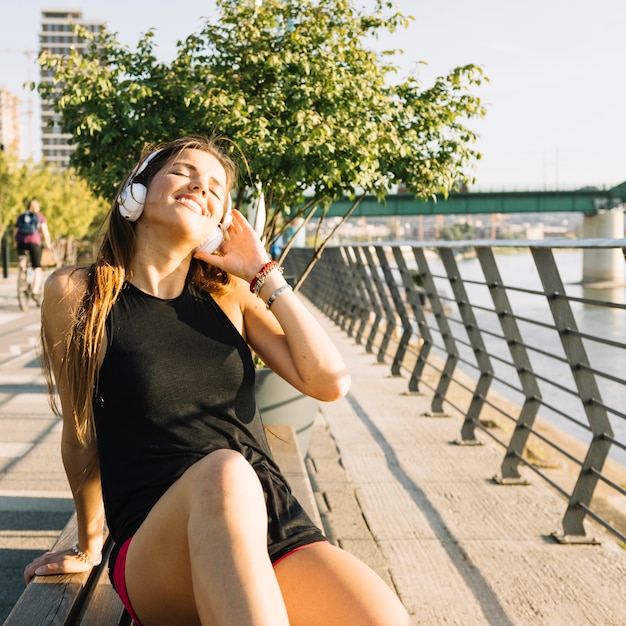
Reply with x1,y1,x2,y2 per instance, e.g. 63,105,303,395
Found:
23,136,413,626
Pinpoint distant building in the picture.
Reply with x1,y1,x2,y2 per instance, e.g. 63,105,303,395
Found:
39,9,104,169
0,88,21,157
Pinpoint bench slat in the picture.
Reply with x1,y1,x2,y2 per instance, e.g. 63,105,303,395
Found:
73,550,129,626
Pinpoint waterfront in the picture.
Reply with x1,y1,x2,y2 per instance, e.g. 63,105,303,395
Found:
3,280,626,625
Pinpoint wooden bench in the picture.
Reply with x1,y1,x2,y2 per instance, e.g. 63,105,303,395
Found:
4,425,320,626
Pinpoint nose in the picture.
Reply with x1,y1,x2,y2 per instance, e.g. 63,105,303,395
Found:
189,176,207,196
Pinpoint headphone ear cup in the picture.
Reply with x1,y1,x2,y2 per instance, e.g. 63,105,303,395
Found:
195,195,233,254
118,183,147,221
118,149,163,221
195,228,223,255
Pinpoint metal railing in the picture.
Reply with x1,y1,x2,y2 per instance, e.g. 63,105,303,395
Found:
285,239,626,544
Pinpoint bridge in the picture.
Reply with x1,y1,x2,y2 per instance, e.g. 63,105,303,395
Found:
325,181,626,217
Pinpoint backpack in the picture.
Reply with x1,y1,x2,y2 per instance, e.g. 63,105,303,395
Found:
16,211,39,235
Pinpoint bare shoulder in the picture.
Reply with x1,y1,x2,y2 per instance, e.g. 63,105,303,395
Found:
46,265,89,291
43,266,90,332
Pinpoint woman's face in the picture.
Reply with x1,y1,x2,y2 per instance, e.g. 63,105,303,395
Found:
142,148,229,245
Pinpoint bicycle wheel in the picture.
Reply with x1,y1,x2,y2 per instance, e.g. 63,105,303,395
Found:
17,267,30,311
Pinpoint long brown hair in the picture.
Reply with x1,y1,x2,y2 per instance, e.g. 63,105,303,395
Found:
42,135,238,443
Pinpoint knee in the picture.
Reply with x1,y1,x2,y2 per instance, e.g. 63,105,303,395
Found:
188,450,265,522
192,449,255,490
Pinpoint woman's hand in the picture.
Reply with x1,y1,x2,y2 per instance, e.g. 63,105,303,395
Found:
194,209,271,282
23,548,94,584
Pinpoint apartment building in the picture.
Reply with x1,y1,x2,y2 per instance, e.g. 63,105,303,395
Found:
39,9,104,168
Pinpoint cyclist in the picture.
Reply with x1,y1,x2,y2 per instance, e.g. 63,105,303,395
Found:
14,198,53,306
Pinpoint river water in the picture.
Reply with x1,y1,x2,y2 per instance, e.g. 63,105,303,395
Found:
421,249,625,465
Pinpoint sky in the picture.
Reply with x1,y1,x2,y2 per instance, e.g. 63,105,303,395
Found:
1,0,625,191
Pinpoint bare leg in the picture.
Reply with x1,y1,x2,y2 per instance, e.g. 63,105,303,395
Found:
17,254,28,275
17,254,30,310
124,450,289,626
32,266,43,295
275,542,415,626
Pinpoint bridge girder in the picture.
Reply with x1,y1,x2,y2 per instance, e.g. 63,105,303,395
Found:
322,184,626,218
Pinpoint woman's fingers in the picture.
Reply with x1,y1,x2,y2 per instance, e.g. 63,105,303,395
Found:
24,549,92,584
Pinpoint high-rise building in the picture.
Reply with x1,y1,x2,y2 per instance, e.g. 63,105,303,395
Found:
0,89,21,157
39,10,104,169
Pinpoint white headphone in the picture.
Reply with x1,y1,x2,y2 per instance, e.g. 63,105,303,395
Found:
118,150,163,221
118,149,233,254
195,195,233,254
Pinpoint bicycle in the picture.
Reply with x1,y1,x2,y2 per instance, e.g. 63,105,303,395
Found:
17,252,40,310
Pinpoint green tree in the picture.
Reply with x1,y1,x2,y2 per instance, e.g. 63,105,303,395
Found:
439,221,476,255
0,150,16,236
35,0,487,286
439,221,476,242
29,167,109,242
0,151,32,237
0,149,107,263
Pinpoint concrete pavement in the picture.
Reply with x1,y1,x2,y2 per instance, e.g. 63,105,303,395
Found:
306,305,626,625
1,269,626,624
0,271,74,623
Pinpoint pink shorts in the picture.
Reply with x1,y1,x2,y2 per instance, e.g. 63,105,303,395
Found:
111,536,142,625
112,536,328,624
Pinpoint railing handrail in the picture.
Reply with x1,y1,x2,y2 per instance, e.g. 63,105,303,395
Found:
285,239,626,544
343,237,626,250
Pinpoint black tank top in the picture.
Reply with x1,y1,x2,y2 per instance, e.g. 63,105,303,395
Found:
94,282,324,571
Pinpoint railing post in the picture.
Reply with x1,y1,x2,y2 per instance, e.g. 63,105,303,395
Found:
299,248,332,315
329,247,356,331
344,247,372,345
412,248,458,416
477,247,542,483
353,246,383,353
376,246,413,376
391,246,433,393
337,247,360,338
439,248,492,443
362,246,395,363
531,246,614,542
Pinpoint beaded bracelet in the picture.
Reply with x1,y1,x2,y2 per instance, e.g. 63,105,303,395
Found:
266,284,292,309
250,261,284,296
254,266,284,296
71,541,102,567
250,261,277,294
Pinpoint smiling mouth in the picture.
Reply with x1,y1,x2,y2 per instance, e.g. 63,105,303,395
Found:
175,196,207,216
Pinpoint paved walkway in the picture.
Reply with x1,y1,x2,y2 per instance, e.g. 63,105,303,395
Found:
1,270,625,624
0,271,74,623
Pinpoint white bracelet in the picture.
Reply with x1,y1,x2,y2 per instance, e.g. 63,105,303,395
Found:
266,284,292,309
72,541,102,567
